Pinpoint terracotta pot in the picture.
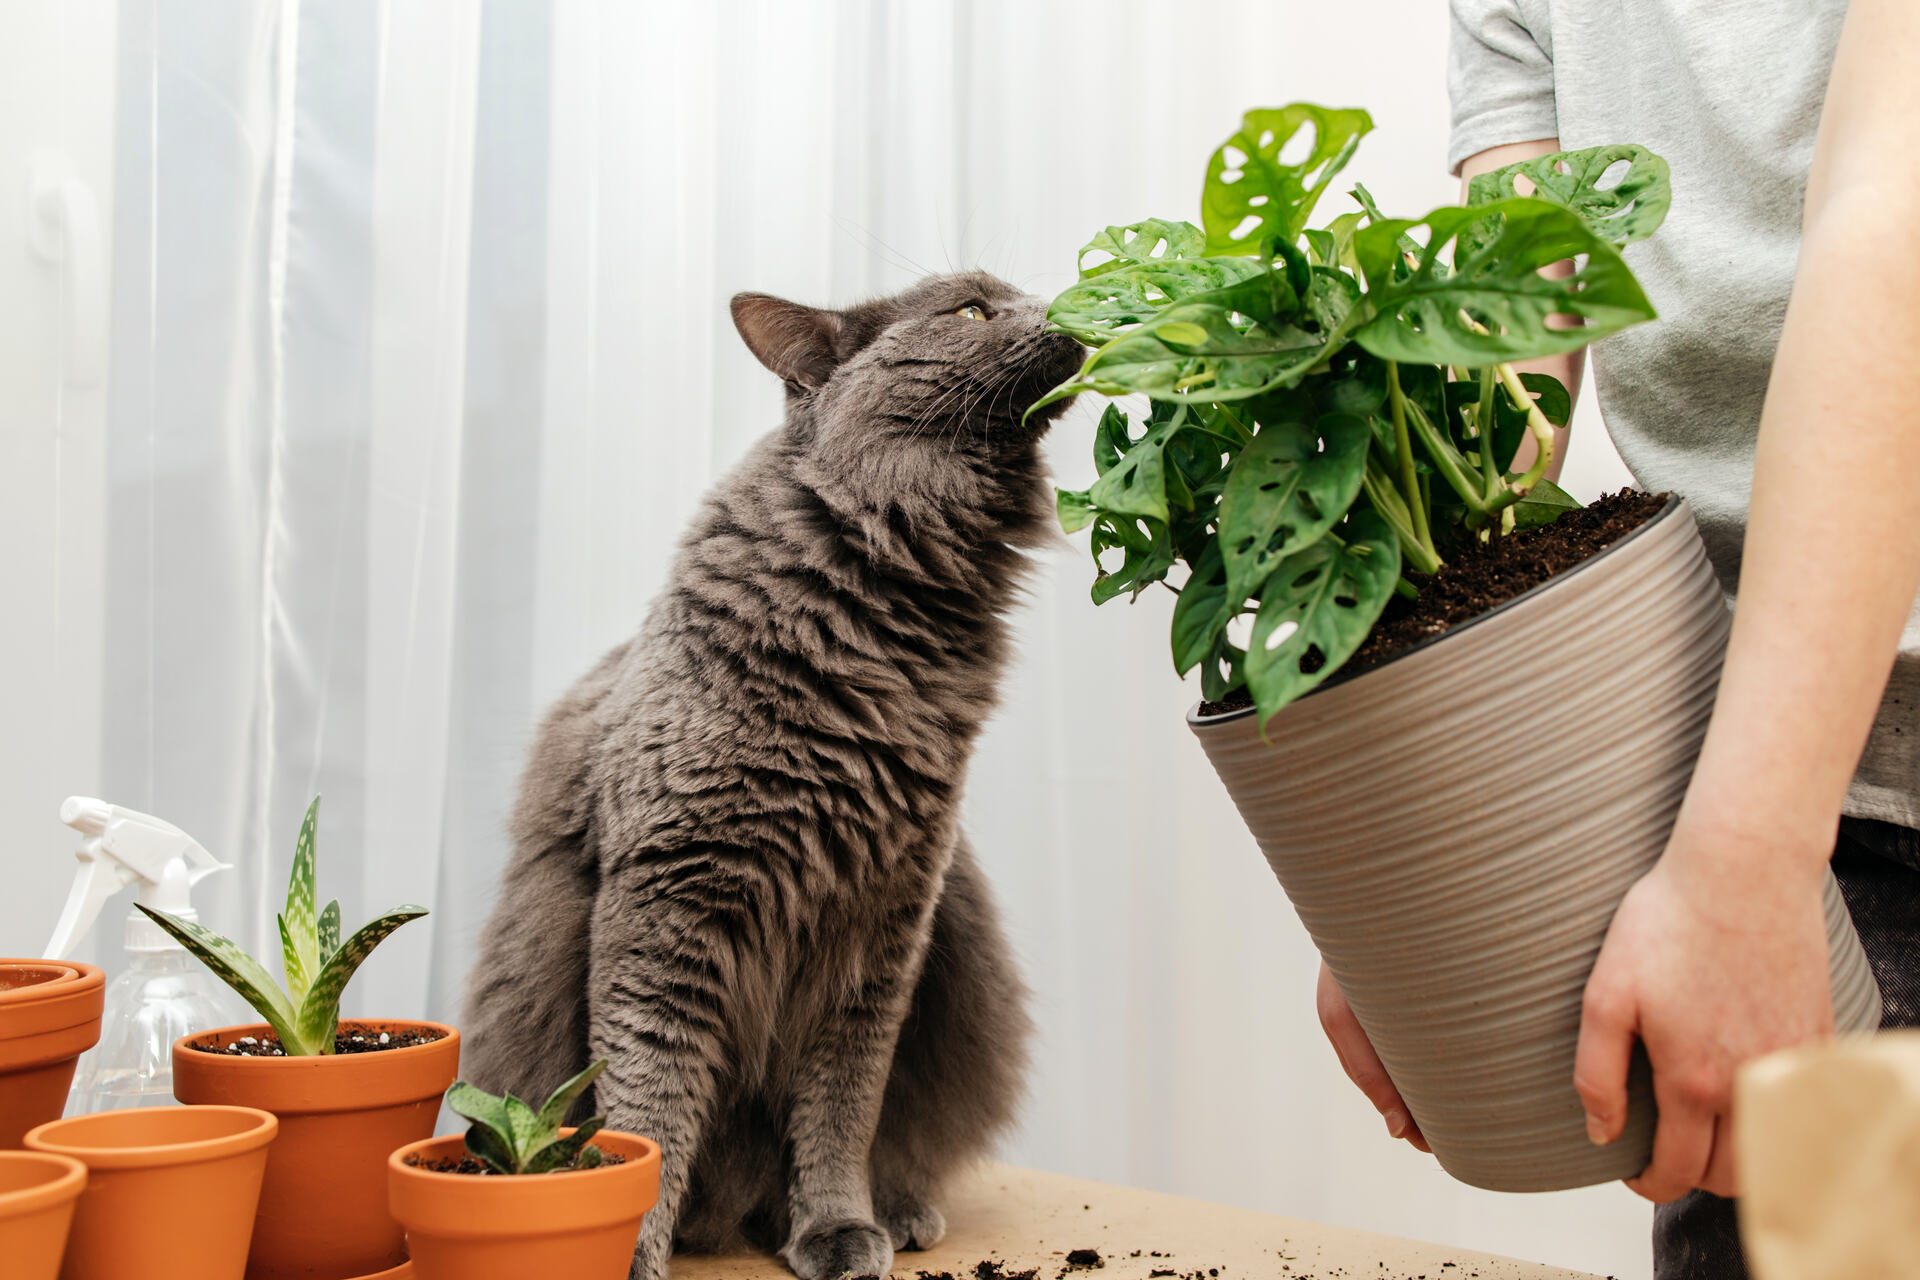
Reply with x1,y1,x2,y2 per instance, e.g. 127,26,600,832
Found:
24,1104,276,1280
172,1020,459,1280
0,1151,87,1280
1190,498,1883,1191
0,961,105,1148
388,1129,661,1280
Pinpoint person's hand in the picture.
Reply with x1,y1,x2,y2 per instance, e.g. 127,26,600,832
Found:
1316,960,1430,1152
1573,816,1836,1202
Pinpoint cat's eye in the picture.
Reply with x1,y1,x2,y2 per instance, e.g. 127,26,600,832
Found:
953,304,989,321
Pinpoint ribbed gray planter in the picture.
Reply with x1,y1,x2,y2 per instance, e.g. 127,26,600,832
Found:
1190,498,1883,1192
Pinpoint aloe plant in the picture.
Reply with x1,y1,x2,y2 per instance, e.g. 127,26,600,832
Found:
1036,105,1672,726
137,796,427,1056
445,1060,609,1174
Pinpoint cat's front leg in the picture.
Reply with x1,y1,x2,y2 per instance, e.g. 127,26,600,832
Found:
587,882,729,1280
780,913,931,1280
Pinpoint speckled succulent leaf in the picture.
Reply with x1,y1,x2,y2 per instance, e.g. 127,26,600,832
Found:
1466,143,1671,250
523,1117,606,1174
446,1080,518,1138
277,913,311,1006
1353,198,1655,367
1245,511,1401,726
462,1119,519,1176
1219,413,1369,609
537,1059,607,1131
293,905,428,1052
1202,105,1374,255
135,904,302,1050
574,1143,605,1170
501,1094,545,1158
282,797,320,985
317,899,341,963
1076,219,1206,278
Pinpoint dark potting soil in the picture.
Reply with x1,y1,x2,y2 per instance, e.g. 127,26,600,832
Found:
402,1149,627,1175
191,1025,448,1056
1198,489,1670,717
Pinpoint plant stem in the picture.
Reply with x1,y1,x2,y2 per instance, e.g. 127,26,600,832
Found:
1476,365,1498,497
1484,362,1557,511
1402,386,1489,515
1362,458,1441,575
1384,361,1439,562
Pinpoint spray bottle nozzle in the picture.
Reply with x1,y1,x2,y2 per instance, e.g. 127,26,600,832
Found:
44,798,231,961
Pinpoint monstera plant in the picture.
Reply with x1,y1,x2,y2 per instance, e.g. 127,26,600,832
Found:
140,796,426,1055
1037,104,1671,725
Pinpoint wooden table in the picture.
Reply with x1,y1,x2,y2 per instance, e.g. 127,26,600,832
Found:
671,1164,1599,1280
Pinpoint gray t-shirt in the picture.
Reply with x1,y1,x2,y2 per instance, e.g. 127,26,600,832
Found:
1448,0,1920,829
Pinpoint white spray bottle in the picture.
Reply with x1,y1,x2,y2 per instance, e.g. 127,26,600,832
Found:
46,797,247,1111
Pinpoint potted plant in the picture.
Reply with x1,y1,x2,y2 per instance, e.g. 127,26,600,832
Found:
0,1150,87,1280
388,1061,661,1280
24,1103,277,1280
139,798,458,1280
0,960,105,1148
1040,103,1882,1191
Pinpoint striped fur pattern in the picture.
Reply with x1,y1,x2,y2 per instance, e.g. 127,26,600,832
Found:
461,273,1081,1280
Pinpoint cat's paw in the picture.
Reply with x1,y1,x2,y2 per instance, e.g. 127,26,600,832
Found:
783,1219,894,1280
877,1196,947,1251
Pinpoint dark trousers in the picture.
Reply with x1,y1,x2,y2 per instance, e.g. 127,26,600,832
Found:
1652,819,1920,1279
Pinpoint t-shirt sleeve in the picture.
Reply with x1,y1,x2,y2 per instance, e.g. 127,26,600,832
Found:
1447,0,1559,175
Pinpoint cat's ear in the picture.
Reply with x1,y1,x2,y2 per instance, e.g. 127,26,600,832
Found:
730,293,845,390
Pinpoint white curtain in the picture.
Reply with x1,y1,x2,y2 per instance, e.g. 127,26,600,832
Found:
2,2,1646,1275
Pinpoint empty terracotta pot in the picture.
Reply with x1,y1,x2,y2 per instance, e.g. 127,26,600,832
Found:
25,1104,276,1280
171,1020,459,1280
0,1150,87,1280
388,1129,661,1280
1191,499,1883,1191
0,961,105,1148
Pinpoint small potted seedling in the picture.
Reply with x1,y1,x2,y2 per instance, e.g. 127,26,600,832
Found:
1040,103,1882,1191
388,1061,661,1280
140,797,459,1280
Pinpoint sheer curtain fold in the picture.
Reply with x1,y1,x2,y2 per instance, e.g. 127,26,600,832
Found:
20,2,1649,1274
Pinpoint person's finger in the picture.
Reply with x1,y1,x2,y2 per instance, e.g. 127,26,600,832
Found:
1316,963,1430,1152
1573,963,1636,1146
1626,1068,1718,1203
1698,1114,1737,1199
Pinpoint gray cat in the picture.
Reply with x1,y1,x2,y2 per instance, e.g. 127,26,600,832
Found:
461,272,1084,1280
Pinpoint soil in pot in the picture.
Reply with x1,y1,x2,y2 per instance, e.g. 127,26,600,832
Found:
1199,489,1670,715
0,960,106,1148
401,1150,628,1175
0,1151,88,1280
171,1020,459,1280
24,1104,276,1280
388,1130,661,1280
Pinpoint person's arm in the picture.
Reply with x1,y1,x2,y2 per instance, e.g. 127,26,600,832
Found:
1573,0,1920,1202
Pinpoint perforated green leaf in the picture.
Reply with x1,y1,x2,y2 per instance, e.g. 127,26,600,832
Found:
538,1060,608,1131
1352,197,1656,366
1090,413,1186,524
282,797,320,989
1048,257,1271,346
293,905,428,1052
1466,143,1671,249
1069,301,1329,404
136,905,302,1050
1219,413,1369,608
1056,488,1096,534
1089,514,1175,604
1244,512,1401,725
1203,105,1374,255
1170,540,1233,677
1077,219,1207,277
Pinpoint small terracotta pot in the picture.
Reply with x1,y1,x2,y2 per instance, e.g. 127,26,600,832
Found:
0,1151,88,1280
389,1130,661,1280
25,1104,276,1280
0,961,105,1148
171,1020,458,1280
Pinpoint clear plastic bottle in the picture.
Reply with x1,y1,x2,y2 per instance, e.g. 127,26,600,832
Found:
68,910,246,1112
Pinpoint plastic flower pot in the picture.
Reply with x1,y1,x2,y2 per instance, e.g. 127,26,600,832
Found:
1190,498,1883,1191
24,1104,276,1280
0,1151,87,1280
0,961,105,1148
171,1020,459,1280
388,1129,661,1280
